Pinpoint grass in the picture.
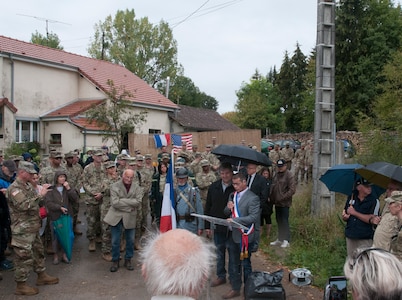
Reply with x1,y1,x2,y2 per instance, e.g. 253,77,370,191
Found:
259,184,347,288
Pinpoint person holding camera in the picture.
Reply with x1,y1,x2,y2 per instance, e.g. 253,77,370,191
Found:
175,167,204,235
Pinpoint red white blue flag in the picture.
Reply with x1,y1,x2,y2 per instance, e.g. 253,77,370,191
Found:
171,133,193,154
159,151,176,232
153,134,171,148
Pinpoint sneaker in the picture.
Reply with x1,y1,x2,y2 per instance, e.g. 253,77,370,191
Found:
0,259,14,270
270,239,282,246
281,240,290,248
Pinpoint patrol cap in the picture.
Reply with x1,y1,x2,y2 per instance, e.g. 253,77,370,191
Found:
145,154,152,160
201,159,210,167
206,144,212,148
127,158,137,165
64,152,74,159
355,178,371,186
104,161,116,169
2,160,17,173
93,150,103,156
178,152,190,162
9,155,20,161
18,161,37,174
116,153,128,160
385,190,402,204
50,151,63,159
176,157,186,164
136,155,144,161
176,167,189,178
195,152,202,158
277,159,286,167
161,153,170,159
175,161,185,168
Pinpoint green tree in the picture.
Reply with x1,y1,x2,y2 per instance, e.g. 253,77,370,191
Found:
299,50,316,132
335,0,402,130
221,111,239,125
88,9,182,89
86,80,147,152
30,31,64,50
169,75,218,110
235,74,284,132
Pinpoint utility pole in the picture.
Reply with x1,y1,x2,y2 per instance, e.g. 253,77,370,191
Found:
17,14,71,38
311,0,336,215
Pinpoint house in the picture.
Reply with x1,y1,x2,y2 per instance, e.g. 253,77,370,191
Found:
0,35,179,154
169,104,240,132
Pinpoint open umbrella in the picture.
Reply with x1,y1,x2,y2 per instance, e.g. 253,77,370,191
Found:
319,164,385,198
212,144,271,167
355,162,402,189
53,214,74,261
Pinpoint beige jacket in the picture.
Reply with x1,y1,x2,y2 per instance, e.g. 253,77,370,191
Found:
103,180,144,229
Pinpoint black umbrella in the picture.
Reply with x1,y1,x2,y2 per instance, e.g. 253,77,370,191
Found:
355,162,402,189
212,144,271,167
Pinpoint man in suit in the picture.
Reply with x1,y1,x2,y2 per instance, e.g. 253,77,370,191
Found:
222,172,260,299
104,169,144,272
205,162,235,288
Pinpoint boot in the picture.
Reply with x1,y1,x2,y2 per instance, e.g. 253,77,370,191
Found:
101,253,112,262
124,259,134,271
73,226,82,236
110,261,119,272
88,240,96,252
15,282,39,295
36,271,59,285
46,242,55,255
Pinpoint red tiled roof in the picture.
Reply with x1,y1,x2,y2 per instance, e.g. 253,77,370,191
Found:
0,36,178,110
0,97,18,113
70,117,110,131
44,99,104,118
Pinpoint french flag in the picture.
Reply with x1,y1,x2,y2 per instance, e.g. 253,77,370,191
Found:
153,134,170,148
159,152,176,232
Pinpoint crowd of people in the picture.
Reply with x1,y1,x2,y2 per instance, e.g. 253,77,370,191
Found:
0,139,401,299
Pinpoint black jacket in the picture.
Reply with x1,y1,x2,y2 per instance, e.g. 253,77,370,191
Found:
248,173,269,210
204,179,235,232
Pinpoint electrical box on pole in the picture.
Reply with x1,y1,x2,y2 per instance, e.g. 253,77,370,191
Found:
312,0,336,215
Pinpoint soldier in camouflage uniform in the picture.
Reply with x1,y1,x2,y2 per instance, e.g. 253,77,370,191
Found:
39,151,66,254
195,159,216,209
100,161,120,262
8,161,58,295
64,152,83,235
294,144,307,185
135,155,153,249
305,142,314,183
177,142,194,162
385,191,402,261
280,142,294,170
189,152,203,176
202,145,220,172
116,154,128,177
82,150,106,252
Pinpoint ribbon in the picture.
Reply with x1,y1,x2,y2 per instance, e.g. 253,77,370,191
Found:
232,191,254,260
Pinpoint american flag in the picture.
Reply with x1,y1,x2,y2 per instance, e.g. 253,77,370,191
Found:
171,133,193,154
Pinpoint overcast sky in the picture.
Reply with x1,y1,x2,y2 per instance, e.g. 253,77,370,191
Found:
1,0,318,113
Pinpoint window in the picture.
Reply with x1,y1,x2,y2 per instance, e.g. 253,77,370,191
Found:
16,120,38,142
50,134,62,145
149,129,161,134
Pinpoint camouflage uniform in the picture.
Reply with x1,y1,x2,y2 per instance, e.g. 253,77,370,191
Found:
280,146,294,170
100,166,120,255
65,160,83,229
390,228,402,261
202,151,220,171
305,144,314,182
195,166,216,209
135,164,153,244
7,177,46,282
189,156,202,176
294,147,306,184
82,161,106,242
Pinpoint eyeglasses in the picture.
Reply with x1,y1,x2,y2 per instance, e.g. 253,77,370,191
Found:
349,247,389,270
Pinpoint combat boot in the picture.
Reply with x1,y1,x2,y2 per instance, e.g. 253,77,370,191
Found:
88,240,96,252
36,271,59,285
15,282,39,295
73,226,82,236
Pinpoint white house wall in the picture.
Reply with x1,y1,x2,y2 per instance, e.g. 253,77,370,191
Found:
136,108,171,134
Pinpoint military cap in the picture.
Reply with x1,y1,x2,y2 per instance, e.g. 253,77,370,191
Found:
178,152,190,162
116,153,128,160
175,161,185,168
176,167,189,178
145,154,152,160
385,190,402,204
93,149,103,156
18,161,37,174
206,144,212,148
200,159,210,167
194,152,202,158
64,152,74,159
161,153,170,159
136,155,144,161
128,158,137,165
50,151,63,159
104,161,116,169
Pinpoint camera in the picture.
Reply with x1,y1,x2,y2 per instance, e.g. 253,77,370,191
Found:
323,276,347,300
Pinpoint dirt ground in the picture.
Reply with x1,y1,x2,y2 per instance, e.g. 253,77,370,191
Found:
0,203,324,300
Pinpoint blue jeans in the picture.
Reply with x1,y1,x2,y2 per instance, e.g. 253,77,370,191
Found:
111,220,135,262
242,241,256,285
213,231,228,279
275,206,290,242
227,232,241,291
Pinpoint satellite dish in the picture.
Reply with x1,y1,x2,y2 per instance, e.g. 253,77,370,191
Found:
289,268,312,286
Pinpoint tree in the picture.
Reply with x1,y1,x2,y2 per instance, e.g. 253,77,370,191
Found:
86,80,147,152
169,75,218,110
335,0,402,130
235,74,284,132
30,31,63,50
221,111,239,125
88,9,182,89
299,50,316,132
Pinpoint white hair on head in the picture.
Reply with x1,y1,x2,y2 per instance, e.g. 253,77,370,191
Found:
344,247,402,300
140,229,216,298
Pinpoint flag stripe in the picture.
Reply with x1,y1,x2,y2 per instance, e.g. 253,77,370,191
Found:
171,133,193,154
153,134,171,148
159,151,176,232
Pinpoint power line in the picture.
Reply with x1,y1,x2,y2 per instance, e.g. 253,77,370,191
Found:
172,0,210,28
17,14,71,38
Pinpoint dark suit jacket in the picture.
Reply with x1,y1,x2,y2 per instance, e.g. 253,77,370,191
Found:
204,179,235,232
224,189,260,244
249,173,269,208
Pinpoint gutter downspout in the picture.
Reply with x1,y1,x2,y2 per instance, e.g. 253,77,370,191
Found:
8,54,14,104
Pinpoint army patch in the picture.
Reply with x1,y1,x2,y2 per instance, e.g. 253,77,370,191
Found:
11,189,21,197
